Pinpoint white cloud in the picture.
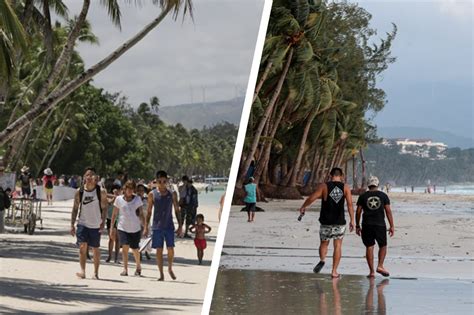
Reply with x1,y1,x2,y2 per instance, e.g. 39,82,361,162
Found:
437,0,473,21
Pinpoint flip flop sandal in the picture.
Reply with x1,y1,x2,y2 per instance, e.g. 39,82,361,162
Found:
377,269,390,277
313,261,325,273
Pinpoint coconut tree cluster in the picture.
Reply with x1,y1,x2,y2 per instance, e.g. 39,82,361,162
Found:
235,0,397,202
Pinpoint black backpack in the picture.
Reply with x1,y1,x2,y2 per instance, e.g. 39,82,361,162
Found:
45,176,53,189
78,185,103,217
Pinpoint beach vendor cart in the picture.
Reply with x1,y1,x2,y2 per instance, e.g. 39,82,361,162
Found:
1,172,43,234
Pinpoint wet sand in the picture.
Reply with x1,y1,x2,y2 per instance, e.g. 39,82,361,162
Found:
221,193,474,280
211,269,473,314
0,192,222,314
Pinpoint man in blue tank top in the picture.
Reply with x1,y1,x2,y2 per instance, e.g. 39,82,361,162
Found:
298,167,355,278
144,170,182,281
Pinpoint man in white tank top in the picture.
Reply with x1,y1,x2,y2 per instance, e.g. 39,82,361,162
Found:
70,167,108,279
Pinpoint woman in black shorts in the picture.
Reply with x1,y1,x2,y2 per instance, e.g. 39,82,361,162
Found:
111,180,145,276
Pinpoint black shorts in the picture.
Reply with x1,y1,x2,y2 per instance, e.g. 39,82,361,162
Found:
118,230,141,249
245,202,256,212
361,224,387,247
21,187,31,196
106,218,117,231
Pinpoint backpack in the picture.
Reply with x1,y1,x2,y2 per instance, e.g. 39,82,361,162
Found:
45,176,53,189
0,188,11,211
78,185,103,218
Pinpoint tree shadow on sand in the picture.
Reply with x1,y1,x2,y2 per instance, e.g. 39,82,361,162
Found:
0,277,202,314
0,239,78,262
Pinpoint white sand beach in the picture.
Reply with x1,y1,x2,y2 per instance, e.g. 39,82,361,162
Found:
220,192,474,280
0,192,222,314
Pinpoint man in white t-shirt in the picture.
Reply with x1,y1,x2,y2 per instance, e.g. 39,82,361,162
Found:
70,167,108,280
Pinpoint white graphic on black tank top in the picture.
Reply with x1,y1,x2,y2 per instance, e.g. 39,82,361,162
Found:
329,186,343,203
367,196,381,210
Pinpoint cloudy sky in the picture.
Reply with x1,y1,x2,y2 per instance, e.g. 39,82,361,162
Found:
355,0,473,139
63,0,264,107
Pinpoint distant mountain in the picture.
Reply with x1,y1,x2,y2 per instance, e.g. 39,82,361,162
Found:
377,126,474,149
159,97,244,129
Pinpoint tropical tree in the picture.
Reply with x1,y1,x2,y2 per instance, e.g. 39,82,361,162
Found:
0,0,193,156
234,0,397,203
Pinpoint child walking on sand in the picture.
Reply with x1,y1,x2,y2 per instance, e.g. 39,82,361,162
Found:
190,214,211,264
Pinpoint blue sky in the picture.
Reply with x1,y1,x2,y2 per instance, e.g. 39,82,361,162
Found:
356,0,473,139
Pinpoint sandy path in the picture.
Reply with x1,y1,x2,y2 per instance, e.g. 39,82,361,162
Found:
0,196,221,314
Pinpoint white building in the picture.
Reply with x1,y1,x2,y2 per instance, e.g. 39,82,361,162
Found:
384,138,448,159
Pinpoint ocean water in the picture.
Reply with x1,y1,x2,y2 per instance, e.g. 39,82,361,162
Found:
196,190,224,208
391,184,474,195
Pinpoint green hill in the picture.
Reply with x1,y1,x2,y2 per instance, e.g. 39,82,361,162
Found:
159,97,244,129
358,144,474,186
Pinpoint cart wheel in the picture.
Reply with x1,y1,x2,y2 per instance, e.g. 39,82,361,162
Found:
27,213,36,235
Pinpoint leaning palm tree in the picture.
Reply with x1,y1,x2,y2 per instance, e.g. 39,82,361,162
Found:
0,0,193,146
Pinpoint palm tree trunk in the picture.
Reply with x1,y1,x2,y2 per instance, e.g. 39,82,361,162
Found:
24,105,57,164
307,149,320,187
253,61,272,103
288,109,319,187
47,127,68,167
253,95,290,182
33,0,90,107
0,4,174,146
236,47,294,188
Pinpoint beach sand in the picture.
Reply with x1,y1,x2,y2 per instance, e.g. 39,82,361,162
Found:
220,192,474,280
0,194,222,314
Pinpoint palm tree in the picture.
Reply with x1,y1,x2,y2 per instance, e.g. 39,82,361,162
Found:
0,0,27,81
0,0,193,146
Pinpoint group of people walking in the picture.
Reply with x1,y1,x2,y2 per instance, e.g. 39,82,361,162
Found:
70,167,211,280
298,167,395,278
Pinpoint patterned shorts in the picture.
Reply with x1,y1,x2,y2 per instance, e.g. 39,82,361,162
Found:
319,225,346,241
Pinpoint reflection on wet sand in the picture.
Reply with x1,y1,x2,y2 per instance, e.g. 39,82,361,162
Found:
210,269,471,314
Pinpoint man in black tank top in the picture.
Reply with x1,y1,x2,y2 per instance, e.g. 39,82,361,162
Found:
356,176,395,278
298,167,355,278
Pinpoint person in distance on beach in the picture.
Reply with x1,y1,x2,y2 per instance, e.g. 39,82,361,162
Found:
244,177,257,222
298,167,355,278
144,170,182,281
356,176,394,278
70,167,108,279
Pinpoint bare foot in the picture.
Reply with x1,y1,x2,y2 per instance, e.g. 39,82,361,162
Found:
158,272,165,281
169,269,177,280
76,272,86,279
331,273,340,278
367,273,375,278
92,274,99,280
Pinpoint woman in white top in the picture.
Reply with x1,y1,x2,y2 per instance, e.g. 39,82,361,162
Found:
111,180,145,276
